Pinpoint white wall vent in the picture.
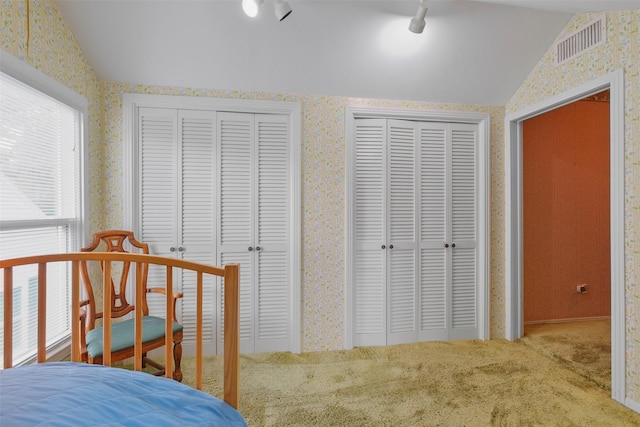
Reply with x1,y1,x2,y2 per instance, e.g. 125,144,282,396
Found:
555,14,606,66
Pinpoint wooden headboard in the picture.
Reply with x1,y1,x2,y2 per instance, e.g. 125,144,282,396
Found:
1,253,240,409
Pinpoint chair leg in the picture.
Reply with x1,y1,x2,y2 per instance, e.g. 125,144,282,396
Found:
173,338,183,382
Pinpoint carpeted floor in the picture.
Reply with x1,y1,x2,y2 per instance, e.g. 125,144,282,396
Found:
520,319,611,391
179,322,639,426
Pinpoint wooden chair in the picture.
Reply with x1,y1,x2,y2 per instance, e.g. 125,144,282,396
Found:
79,230,184,381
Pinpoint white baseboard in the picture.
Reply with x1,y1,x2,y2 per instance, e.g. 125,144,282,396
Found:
625,397,640,413
524,316,610,326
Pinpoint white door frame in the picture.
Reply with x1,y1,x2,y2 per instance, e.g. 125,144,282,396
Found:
504,69,626,404
345,107,491,349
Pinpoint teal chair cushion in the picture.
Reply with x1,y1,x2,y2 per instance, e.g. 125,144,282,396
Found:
86,316,183,358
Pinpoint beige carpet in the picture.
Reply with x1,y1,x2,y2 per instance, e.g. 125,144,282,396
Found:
520,319,611,391
180,333,640,426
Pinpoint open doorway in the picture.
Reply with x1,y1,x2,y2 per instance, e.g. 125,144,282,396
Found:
522,91,610,325
521,91,611,388
519,91,611,390
504,70,625,404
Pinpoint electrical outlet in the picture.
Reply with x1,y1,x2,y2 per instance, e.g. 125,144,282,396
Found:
576,284,587,293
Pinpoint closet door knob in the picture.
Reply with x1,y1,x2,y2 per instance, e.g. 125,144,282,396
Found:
248,247,253,251
389,244,394,249
444,243,449,248
381,245,386,249
451,243,456,248
178,247,184,252
170,247,176,252
256,246,261,251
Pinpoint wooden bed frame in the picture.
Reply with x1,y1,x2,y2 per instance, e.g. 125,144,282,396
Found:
1,253,240,409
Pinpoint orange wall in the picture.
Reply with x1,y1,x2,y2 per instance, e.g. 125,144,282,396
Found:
523,98,610,323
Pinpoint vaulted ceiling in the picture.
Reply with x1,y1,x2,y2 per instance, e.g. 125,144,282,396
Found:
55,0,640,105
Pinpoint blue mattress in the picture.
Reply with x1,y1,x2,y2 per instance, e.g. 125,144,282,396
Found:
0,362,248,426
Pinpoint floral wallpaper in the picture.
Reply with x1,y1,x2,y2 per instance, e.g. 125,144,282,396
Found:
101,83,505,351
3,0,639,406
506,11,640,405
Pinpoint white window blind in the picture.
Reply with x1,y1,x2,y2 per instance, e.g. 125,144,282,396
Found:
0,71,83,366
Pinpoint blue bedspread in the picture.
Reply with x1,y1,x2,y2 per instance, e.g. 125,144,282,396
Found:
0,362,248,426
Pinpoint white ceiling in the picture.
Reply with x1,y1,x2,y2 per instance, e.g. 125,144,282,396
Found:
54,0,640,105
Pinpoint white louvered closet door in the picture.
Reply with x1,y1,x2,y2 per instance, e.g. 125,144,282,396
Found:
218,112,254,353
138,108,217,354
418,122,478,341
352,119,418,346
353,119,386,347
255,114,290,352
386,120,418,345
449,123,478,339
139,107,178,261
217,112,290,354
177,110,216,354
138,107,180,321
352,118,479,346
418,123,448,341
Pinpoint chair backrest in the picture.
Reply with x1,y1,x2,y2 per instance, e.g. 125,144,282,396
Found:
80,230,150,332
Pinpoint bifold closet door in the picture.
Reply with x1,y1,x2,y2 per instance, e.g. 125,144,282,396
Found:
352,118,479,347
386,120,418,346
352,119,418,347
352,118,387,347
176,110,216,354
448,124,478,339
138,107,178,262
137,107,217,355
418,122,478,341
217,112,291,354
418,123,448,341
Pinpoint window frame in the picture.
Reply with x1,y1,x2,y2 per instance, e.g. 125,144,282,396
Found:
0,51,89,364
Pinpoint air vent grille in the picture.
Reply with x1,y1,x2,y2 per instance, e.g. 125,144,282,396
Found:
555,14,606,66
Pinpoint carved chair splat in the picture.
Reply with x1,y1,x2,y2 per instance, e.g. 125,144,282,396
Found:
79,230,184,381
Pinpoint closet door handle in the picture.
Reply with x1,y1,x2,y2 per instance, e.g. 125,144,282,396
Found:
444,243,449,248
256,246,262,252
178,247,184,252
248,247,254,251
381,245,386,249
170,247,176,252
451,243,456,248
389,244,394,249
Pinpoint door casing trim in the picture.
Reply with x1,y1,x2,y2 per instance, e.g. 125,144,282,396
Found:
504,69,625,404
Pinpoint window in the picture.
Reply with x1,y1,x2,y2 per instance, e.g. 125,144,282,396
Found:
0,62,86,366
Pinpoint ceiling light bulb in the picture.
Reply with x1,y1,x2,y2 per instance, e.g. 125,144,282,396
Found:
274,0,292,21
242,0,263,18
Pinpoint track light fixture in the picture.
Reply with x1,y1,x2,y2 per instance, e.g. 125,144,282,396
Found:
274,0,292,21
243,0,292,21
242,0,263,18
409,0,427,34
